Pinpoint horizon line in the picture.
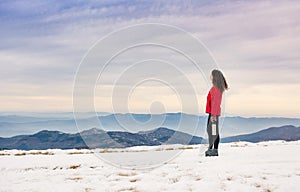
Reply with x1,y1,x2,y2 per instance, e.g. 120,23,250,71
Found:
0,111,299,119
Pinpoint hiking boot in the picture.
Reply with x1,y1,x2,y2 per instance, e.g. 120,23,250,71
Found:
205,149,218,156
205,149,214,156
213,149,218,156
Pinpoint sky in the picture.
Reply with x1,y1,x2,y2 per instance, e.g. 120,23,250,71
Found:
0,0,300,117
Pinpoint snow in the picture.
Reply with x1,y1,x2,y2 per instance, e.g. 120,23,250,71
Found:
0,140,300,192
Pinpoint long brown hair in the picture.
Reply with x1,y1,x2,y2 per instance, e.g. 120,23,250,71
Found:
212,69,228,93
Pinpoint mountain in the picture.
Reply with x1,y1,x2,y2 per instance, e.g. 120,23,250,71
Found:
222,125,300,143
0,127,203,150
1,113,300,137
138,127,201,145
1,125,299,150
0,130,87,150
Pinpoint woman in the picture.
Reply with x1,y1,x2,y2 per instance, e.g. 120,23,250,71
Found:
205,69,228,156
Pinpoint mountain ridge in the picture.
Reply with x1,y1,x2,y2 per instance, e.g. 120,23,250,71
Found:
1,113,300,137
0,125,299,150
221,125,300,143
0,127,203,150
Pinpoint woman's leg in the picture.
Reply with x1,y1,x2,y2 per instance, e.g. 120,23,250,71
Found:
214,135,220,149
213,116,220,149
207,114,214,149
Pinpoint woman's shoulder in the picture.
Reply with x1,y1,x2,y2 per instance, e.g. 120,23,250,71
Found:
211,85,222,94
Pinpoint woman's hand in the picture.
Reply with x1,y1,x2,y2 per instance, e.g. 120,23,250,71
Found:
210,115,217,122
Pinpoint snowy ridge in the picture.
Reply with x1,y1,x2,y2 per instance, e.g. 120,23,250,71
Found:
0,140,299,191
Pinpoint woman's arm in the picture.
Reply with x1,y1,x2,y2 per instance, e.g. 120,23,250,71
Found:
211,87,222,121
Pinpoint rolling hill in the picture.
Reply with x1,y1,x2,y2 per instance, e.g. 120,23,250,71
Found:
0,125,299,150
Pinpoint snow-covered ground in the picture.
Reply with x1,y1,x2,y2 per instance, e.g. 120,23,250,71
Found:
0,140,299,192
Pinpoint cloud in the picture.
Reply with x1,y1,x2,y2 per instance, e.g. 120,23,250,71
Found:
0,0,299,116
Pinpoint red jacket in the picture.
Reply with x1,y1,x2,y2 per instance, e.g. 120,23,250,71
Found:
206,86,222,116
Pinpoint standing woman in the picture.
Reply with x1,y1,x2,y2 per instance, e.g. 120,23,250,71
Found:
205,69,228,156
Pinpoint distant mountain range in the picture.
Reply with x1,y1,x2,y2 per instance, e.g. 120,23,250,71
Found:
221,125,300,143
1,113,300,137
0,127,203,150
0,125,299,150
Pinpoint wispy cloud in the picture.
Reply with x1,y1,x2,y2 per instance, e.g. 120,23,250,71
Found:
0,0,299,116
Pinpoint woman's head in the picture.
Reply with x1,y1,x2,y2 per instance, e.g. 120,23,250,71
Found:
211,69,228,93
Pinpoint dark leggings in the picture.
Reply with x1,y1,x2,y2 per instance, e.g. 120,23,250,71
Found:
207,114,220,149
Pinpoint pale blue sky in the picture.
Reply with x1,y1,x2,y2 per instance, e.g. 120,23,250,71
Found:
0,0,299,117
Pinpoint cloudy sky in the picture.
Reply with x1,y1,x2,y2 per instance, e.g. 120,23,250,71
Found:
1,0,300,117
